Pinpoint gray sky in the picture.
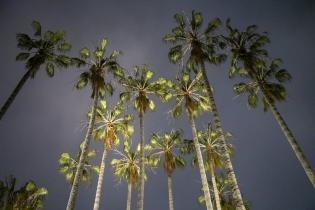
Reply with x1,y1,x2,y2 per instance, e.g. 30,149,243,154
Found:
0,0,315,209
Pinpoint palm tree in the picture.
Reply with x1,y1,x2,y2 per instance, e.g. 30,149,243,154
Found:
0,175,48,210
149,129,185,210
111,141,159,210
92,100,134,210
224,21,315,187
184,123,233,210
198,174,251,210
119,65,172,210
0,20,78,120
169,70,214,210
58,142,100,185
163,11,246,209
66,39,123,210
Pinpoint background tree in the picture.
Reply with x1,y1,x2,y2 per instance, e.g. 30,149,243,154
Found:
111,141,159,210
0,20,78,120
163,11,246,209
66,38,124,210
92,100,134,210
183,123,233,210
224,20,315,187
58,142,100,185
0,175,48,210
119,65,172,210
149,129,185,210
170,70,214,210
198,174,251,210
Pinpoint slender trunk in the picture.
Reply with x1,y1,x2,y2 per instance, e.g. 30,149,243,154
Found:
93,148,108,210
261,87,315,188
66,90,99,210
0,70,31,120
200,62,246,210
167,175,174,210
210,162,222,210
136,107,145,210
188,112,213,210
126,182,132,210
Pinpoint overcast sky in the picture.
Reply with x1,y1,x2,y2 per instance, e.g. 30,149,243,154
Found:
0,0,314,209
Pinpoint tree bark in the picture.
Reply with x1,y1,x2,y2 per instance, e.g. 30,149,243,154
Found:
93,148,108,210
200,62,246,210
66,90,99,210
0,70,31,120
188,112,213,210
210,162,222,210
136,107,145,210
261,87,315,188
126,182,132,210
167,175,174,210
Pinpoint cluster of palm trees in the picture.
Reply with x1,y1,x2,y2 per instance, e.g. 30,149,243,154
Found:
0,10,314,210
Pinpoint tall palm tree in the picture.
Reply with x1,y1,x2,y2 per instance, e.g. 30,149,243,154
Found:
58,142,100,185
0,20,78,120
111,141,159,210
224,21,315,187
184,123,233,210
66,39,123,210
119,65,172,210
92,100,134,210
0,175,48,210
149,129,185,210
163,11,246,209
170,70,214,210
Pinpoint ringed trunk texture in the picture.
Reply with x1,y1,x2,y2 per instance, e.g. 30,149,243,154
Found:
66,91,99,210
136,108,145,210
0,70,31,120
126,182,132,210
200,62,246,210
210,162,222,210
188,112,213,210
167,175,174,210
261,87,315,188
93,148,108,210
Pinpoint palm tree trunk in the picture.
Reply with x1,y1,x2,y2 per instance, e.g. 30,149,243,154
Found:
126,182,132,210
210,162,222,210
0,70,31,120
188,112,213,210
200,62,246,210
66,90,99,210
136,107,145,210
93,148,108,210
167,175,174,210
261,88,315,188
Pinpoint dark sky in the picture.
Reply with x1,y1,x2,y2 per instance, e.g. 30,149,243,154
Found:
0,0,315,209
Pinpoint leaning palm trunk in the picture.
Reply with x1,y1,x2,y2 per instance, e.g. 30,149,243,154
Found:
0,70,31,120
66,90,99,210
93,147,108,210
126,182,132,210
200,62,246,210
167,175,174,210
136,107,145,210
261,87,315,188
188,112,213,210
210,162,222,210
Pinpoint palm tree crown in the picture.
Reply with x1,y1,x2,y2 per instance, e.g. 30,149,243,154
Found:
58,143,100,185
163,10,226,70
93,100,134,149
170,70,210,118
75,38,124,98
150,129,185,176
